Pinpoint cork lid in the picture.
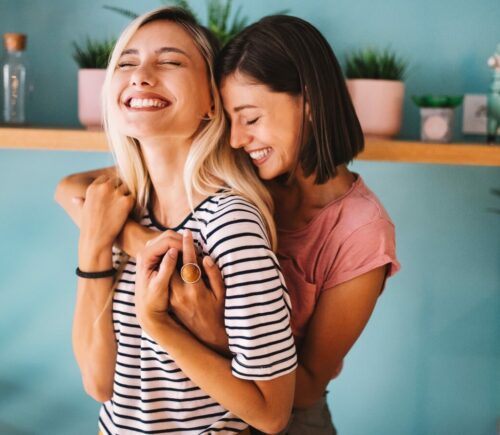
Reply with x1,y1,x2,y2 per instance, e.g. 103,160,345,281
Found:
3,33,27,52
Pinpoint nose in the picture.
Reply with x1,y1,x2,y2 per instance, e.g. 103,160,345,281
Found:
130,64,156,87
229,123,251,149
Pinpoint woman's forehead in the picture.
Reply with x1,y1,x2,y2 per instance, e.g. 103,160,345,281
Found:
126,20,197,55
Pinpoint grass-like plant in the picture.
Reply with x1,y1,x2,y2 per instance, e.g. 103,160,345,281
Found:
104,0,287,46
72,37,116,68
346,48,408,81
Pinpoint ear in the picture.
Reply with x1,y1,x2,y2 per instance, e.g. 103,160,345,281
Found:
305,100,312,123
303,86,312,123
202,103,216,121
202,111,214,121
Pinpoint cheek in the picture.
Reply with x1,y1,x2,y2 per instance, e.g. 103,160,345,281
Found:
109,76,124,102
263,119,297,155
186,75,211,113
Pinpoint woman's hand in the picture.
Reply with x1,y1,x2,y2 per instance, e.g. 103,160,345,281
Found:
135,229,229,356
135,230,183,334
79,175,134,252
135,247,177,334
54,166,115,227
169,230,229,356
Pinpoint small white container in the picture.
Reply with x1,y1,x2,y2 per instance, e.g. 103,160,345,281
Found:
420,107,454,143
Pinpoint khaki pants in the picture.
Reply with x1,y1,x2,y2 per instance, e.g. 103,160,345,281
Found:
250,394,337,435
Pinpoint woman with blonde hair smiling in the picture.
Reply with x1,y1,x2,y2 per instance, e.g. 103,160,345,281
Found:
57,7,297,434
58,11,400,435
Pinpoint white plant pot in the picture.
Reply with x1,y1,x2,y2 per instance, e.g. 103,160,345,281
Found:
420,107,454,143
78,69,106,130
346,79,405,138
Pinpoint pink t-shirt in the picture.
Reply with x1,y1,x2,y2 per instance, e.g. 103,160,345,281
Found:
277,175,400,339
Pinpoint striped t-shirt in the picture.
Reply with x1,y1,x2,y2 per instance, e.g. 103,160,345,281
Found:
98,193,297,434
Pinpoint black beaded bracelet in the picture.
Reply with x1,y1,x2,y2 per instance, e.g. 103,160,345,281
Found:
75,267,117,279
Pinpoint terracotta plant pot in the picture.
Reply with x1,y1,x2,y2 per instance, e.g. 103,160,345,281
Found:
78,69,106,130
346,79,405,138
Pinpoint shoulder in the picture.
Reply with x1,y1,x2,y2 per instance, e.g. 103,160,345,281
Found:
324,176,395,241
196,192,270,246
201,192,266,228
200,192,261,215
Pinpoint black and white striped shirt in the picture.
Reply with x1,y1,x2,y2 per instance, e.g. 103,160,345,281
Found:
98,193,297,434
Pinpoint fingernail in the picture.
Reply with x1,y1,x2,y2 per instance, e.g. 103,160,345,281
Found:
204,255,214,267
168,248,177,258
184,229,191,238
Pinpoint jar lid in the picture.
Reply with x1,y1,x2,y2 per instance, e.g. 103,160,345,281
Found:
3,33,27,52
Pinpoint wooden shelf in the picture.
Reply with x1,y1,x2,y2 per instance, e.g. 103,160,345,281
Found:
356,138,500,166
1,126,500,166
0,126,105,152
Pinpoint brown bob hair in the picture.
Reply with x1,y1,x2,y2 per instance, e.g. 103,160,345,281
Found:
216,15,364,184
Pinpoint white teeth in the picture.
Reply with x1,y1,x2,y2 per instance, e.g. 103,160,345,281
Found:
249,148,271,160
129,98,167,108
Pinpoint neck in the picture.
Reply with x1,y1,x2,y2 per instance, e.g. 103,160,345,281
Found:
139,136,194,227
271,165,356,229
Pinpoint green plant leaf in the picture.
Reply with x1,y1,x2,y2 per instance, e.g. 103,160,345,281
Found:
72,37,116,68
411,95,463,108
103,5,139,19
102,0,282,47
346,47,408,80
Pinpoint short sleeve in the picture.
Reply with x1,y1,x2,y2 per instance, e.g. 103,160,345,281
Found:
202,196,297,380
322,218,400,290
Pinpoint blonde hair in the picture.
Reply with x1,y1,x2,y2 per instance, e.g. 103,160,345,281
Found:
102,7,277,249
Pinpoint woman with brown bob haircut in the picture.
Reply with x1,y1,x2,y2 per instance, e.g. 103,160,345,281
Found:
181,15,400,434
57,13,400,435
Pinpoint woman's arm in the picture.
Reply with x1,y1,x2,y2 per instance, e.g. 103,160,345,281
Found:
54,167,115,226
293,266,386,408
169,239,387,408
74,236,116,402
72,175,135,402
135,231,296,434
54,167,156,257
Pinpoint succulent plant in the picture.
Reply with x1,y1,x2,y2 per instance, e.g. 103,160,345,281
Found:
345,48,408,81
72,37,116,69
411,95,464,108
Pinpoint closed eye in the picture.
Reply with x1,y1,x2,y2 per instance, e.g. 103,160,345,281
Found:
117,62,136,69
159,61,181,66
246,117,260,125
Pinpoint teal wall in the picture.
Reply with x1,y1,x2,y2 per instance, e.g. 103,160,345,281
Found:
1,1,499,434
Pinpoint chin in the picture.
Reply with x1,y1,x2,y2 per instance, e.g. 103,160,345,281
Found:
257,168,279,181
118,123,160,140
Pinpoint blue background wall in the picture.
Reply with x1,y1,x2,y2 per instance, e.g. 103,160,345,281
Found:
0,1,499,434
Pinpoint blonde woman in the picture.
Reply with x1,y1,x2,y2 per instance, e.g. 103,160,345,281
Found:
56,7,297,434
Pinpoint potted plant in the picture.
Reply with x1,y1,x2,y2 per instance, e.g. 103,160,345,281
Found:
104,0,287,46
72,37,115,130
412,95,463,143
345,48,408,138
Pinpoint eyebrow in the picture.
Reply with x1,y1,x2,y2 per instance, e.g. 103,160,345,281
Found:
120,47,190,58
233,104,258,112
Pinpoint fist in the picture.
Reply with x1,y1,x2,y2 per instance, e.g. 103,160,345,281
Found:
80,175,135,250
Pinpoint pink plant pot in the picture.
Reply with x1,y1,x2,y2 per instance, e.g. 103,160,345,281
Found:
346,79,405,138
78,69,106,130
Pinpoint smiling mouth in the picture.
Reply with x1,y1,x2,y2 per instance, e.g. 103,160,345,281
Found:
248,147,272,160
125,97,171,109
